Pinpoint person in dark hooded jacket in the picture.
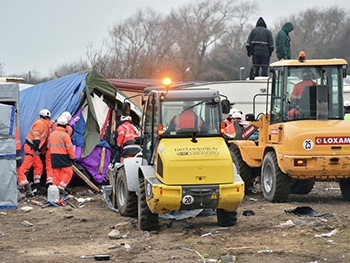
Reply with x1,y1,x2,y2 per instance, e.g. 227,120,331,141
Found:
275,22,294,60
246,17,274,77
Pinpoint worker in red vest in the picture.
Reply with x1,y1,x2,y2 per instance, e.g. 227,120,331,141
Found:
48,116,76,195
168,101,205,133
18,109,52,191
223,112,235,137
116,115,140,162
46,112,73,185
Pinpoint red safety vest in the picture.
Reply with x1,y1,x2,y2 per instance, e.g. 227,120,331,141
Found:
49,126,75,168
116,121,139,147
290,80,315,103
25,118,51,151
15,127,22,166
223,119,234,135
51,122,74,136
173,110,203,131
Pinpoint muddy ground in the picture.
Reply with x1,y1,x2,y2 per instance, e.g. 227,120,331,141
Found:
1,181,349,263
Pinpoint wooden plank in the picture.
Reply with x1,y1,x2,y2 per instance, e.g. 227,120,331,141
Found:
72,165,101,193
99,147,106,174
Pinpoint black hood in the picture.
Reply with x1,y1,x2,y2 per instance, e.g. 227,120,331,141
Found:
256,17,267,28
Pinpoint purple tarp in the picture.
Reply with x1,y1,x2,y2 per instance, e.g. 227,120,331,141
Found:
75,146,111,184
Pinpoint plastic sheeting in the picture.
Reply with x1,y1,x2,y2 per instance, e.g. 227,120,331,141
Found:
0,103,17,209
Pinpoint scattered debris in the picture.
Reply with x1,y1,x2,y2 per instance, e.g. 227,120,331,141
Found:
80,254,111,260
220,254,236,263
248,197,258,202
123,243,131,249
108,229,121,239
20,206,33,213
42,198,59,208
75,197,94,203
30,200,46,207
242,210,255,216
257,249,273,254
315,229,337,238
21,220,33,227
0,212,7,216
272,219,295,228
201,232,218,237
284,206,333,217
63,214,74,219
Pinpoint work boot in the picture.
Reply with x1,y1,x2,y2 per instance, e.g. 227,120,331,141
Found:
24,184,34,197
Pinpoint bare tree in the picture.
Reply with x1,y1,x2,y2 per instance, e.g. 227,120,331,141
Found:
168,0,241,81
52,59,90,78
109,8,169,79
85,40,114,78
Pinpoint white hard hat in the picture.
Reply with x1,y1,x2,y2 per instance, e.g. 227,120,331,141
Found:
344,100,350,107
57,116,68,125
39,109,51,118
232,111,242,119
61,111,72,121
229,108,243,116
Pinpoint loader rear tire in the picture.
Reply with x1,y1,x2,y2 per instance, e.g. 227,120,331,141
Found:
290,179,315,195
116,167,138,217
261,151,291,202
229,145,254,192
339,179,350,201
138,177,159,231
217,209,237,227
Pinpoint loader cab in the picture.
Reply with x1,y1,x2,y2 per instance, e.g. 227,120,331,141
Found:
269,58,348,123
141,89,229,164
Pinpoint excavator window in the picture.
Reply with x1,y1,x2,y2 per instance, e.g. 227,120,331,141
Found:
279,66,344,121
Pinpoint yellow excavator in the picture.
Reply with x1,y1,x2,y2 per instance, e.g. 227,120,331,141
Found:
229,52,350,202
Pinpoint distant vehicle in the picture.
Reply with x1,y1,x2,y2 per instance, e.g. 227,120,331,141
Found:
179,78,271,116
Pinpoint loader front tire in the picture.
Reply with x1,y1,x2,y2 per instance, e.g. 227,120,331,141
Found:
261,151,290,202
290,179,315,195
339,179,350,201
138,177,159,231
229,145,254,192
116,167,138,217
217,209,237,227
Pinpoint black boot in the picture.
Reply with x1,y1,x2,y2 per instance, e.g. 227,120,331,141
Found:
24,184,34,197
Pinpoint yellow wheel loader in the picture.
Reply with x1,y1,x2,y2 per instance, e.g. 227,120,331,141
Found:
111,85,244,231
229,53,350,202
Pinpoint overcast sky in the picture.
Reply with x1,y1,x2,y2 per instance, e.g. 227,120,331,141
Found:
0,0,348,77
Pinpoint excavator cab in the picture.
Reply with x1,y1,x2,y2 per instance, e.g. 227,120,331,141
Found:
270,63,347,123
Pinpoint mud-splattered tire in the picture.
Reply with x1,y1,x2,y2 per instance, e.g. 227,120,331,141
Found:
290,179,315,195
138,177,159,231
217,209,237,227
116,167,138,217
339,179,350,201
261,151,291,202
229,144,254,192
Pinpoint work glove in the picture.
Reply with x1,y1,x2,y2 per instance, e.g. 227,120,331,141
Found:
32,139,40,151
70,158,76,165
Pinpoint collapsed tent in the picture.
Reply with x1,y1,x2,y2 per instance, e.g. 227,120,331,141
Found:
20,69,142,184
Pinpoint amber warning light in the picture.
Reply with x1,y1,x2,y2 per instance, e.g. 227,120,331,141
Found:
162,77,172,88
